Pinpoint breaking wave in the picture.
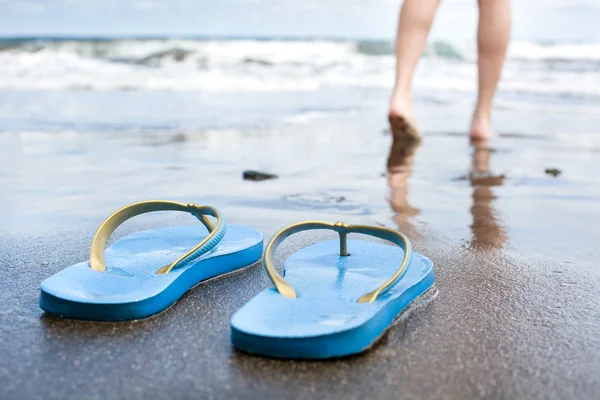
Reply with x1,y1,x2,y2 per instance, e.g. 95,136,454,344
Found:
0,38,599,98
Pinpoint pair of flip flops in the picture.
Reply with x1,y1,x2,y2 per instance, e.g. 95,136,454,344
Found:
40,200,435,359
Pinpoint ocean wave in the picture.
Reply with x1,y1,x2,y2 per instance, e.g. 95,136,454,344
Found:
509,41,600,61
0,38,599,97
3,38,599,62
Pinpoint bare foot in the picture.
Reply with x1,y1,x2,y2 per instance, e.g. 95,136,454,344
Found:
388,94,420,141
470,113,497,141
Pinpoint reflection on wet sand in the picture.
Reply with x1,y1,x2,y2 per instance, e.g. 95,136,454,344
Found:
468,139,506,249
387,137,506,249
386,137,420,234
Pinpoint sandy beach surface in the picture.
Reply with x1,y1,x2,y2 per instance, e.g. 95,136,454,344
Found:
1,84,599,399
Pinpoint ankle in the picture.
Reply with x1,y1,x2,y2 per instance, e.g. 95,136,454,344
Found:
470,109,496,139
390,89,413,117
472,108,491,124
391,83,411,101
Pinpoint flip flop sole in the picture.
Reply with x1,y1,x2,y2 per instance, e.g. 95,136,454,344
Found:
231,239,434,359
40,225,263,321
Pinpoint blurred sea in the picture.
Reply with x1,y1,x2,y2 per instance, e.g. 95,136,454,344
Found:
1,37,599,114
1,2,600,262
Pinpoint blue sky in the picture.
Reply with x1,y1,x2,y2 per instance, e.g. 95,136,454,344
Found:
0,0,599,41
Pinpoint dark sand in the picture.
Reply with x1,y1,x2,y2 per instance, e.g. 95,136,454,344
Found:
1,96,600,399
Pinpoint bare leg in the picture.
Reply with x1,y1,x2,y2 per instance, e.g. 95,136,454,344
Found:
389,0,441,139
470,0,511,139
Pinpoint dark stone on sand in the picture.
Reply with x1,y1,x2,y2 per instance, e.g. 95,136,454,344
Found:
545,168,562,177
242,170,278,181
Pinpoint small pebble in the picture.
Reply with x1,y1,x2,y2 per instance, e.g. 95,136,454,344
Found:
243,170,278,181
545,168,562,177
41,261,48,266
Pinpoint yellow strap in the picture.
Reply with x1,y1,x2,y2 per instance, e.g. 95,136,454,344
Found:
89,200,224,275
263,221,412,303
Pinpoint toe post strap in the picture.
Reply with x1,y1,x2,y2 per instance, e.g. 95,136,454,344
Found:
89,200,226,275
264,221,412,303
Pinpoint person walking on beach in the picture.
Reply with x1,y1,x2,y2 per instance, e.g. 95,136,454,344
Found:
389,0,511,140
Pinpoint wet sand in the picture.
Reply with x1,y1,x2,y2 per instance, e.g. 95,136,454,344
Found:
2,228,599,399
1,94,600,399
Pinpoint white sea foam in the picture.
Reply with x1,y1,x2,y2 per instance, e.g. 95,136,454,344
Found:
509,41,600,61
0,39,599,99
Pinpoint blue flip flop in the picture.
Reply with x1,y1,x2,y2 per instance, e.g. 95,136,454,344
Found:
40,200,263,321
231,221,435,359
